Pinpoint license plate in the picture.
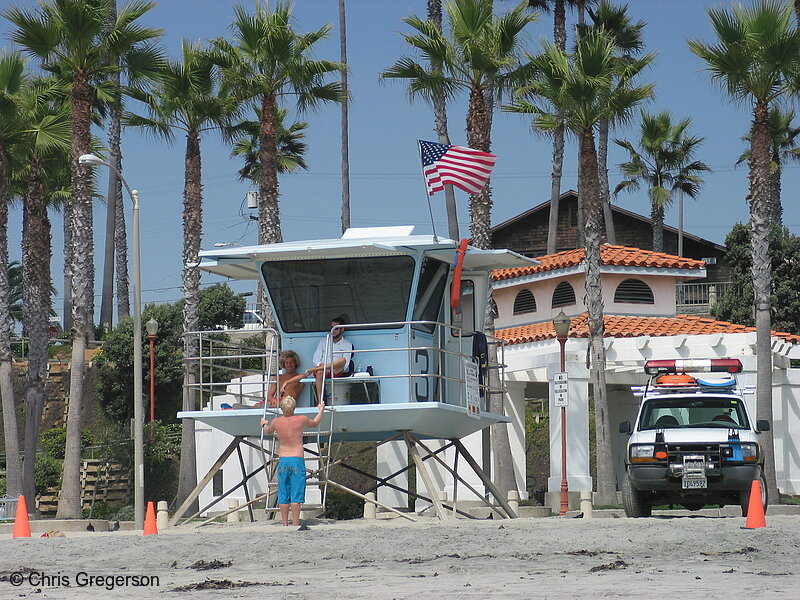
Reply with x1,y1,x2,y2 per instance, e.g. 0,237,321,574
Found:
682,476,707,489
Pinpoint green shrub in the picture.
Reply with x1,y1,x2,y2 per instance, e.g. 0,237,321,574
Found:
35,454,62,494
110,504,134,522
83,500,114,520
324,490,364,520
39,427,95,459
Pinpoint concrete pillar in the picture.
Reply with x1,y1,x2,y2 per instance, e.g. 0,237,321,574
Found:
363,492,376,519
156,501,169,530
547,359,591,512
580,490,593,518
227,498,240,523
507,490,520,515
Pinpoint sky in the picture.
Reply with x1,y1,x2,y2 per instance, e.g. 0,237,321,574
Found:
2,0,799,324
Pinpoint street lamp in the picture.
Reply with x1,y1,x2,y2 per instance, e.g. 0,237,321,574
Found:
146,318,159,424
79,153,144,530
553,310,571,517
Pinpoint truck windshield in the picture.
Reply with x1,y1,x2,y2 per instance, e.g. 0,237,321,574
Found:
639,396,749,430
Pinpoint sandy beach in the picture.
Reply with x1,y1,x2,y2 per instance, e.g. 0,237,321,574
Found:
2,512,799,599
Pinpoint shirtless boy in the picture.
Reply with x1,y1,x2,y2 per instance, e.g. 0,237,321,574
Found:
266,350,305,407
260,396,325,526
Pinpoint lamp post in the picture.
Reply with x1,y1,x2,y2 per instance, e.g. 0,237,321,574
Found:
553,310,571,517
146,317,159,425
79,153,144,530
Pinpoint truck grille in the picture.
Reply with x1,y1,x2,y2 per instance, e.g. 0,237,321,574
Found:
665,443,722,475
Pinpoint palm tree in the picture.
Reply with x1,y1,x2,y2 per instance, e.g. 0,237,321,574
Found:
739,107,800,226
579,1,646,246
100,0,131,330
507,28,653,505
614,110,709,252
385,0,535,500
227,106,309,183
383,0,535,249
338,0,350,234
527,0,583,253
428,0,459,240
689,0,800,504
13,78,71,506
212,1,344,246
125,40,233,510
4,0,163,519
0,50,25,502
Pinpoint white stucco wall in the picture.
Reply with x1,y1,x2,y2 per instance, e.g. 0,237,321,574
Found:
494,272,679,330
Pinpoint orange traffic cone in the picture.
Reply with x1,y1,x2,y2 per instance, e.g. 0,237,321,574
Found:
143,501,158,536
744,479,766,529
12,495,31,538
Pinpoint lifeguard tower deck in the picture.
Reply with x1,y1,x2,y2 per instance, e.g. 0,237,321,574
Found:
175,227,537,523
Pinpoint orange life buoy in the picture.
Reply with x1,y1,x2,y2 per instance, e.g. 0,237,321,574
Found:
451,238,468,314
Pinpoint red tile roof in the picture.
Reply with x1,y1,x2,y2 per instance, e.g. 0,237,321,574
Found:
492,245,706,282
496,313,800,345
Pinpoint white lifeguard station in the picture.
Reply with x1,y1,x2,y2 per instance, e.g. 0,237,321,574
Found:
174,227,537,523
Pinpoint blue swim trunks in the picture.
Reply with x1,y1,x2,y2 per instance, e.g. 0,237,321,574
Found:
277,457,306,504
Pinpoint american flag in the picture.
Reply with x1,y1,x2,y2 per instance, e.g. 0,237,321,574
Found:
418,140,497,196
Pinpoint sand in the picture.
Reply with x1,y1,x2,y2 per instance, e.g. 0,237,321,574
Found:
2,513,799,599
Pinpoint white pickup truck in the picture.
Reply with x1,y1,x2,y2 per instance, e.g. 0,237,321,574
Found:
619,358,769,518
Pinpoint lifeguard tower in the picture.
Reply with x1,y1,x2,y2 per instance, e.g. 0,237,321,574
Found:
174,227,537,523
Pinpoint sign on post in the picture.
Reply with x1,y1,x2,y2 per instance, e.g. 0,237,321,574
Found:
464,358,481,419
553,371,569,407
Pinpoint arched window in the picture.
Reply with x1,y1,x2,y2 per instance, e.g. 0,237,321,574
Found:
614,279,654,304
551,282,576,308
513,289,537,315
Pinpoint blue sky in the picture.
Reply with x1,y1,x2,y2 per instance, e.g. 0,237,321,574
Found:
2,0,797,323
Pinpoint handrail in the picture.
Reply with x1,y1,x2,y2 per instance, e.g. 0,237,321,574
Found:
183,319,505,413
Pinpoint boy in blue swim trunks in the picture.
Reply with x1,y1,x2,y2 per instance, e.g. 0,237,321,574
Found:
261,396,325,526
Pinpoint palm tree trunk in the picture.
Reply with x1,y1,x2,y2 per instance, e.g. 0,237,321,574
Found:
101,92,122,330
597,118,616,244
749,101,778,503
428,0,459,240
176,128,203,510
258,92,283,245
100,0,120,331
21,158,51,508
580,127,615,506
114,167,130,321
0,145,22,501
769,165,782,226
58,72,95,519
546,0,567,255
466,85,492,248
651,201,665,252
338,0,350,234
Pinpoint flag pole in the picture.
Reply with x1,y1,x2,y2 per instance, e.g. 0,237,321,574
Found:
417,139,439,244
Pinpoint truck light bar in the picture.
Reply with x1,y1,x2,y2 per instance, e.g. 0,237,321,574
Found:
644,358,742,375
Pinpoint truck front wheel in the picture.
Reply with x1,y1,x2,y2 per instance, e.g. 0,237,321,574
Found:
739,474,768,517
623,472,651,517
